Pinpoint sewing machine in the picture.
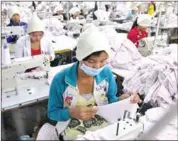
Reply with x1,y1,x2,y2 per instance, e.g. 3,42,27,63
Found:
1,26,26,54
2,26,26,38
2,55,50,109
138,35,168,57
77,112,144,140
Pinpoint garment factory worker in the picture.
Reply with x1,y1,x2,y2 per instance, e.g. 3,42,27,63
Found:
15,12,55,61
6,6,27,43
127,14,151,48
69,7,82,20
147,1,156,16
48,27,141,140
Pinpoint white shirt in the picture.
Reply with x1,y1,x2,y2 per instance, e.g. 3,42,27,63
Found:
15,34,55,60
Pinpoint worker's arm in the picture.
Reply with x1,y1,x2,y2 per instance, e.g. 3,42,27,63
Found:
48,76,71,121
106,67,119,104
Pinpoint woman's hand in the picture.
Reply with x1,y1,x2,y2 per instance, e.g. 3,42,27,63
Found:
119,93,141,104
69,106,98,121
130,93,142,104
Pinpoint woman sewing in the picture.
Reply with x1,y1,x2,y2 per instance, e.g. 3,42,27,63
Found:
48,27,141,140
127,14,152,48
15,12,55,61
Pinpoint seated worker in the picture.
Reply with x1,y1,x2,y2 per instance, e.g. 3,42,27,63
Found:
147,1,156,16
15,12,55,61
48,28,141,140
69,7,84,20
6,6,27,43
127,14,151,48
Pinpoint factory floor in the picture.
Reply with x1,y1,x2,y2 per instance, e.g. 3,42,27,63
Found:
1,100,48,140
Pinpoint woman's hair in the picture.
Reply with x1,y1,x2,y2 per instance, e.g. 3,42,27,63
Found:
83,51,105,61
152,3,156,11
93,1,98,20
131,17,138,29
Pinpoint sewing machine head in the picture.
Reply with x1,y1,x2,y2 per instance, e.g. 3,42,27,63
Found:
2,55,51,94
2,26,26,38
77,111,144,140
138,35,168,57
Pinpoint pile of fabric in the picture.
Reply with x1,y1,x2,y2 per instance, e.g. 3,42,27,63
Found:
143,106,177,140
122,44,178,108
43,18,65,36
101,28,142,71
101,27,177,108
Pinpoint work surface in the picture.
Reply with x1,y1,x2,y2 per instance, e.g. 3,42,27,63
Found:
1,63,73,111
1,80,49,111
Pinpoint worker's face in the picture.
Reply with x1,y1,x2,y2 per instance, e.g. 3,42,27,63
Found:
82,52,108,69
139,26,148,32
73,12,80,18
29,31,44,42
11,13,20,24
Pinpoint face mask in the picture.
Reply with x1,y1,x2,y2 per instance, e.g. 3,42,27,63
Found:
79,63,106,77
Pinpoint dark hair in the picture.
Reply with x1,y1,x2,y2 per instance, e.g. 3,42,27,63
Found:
83,51,105,61
105,5,109,12
153,3,156,11
93,1,98,20
131,17,138,29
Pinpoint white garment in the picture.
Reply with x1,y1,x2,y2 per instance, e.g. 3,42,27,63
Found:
36,123,58,140
15,34,55,60
122,51,178,107
144,107,178,140
94,9,111,21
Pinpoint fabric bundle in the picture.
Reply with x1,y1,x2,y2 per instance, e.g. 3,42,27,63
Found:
123,45,178,107
143,107,177,140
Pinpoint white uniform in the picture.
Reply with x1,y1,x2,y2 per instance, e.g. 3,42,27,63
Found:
15,12,55,60
15,34,55,60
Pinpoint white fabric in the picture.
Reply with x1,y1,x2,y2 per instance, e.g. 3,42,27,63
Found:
137,14,152,27
82,23,97,32
36,123,58,140
76,28,111,61
27,12,45,34
15,34,55,60
143,107,178,140
100,28,142,70
94,9,110,21
122,46,178,107
102,28,177,107
43,18,65,36
8,5,20,19
130,2,141,10
19,7,32,23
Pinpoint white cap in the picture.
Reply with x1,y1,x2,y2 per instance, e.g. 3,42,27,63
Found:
54,3,63,12
137,14,152,27
69,7,80,15
76,28,111,61
8,6,20,19
27,12,45,34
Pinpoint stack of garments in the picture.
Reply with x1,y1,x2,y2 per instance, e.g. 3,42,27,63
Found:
143,107,177,140
43,18,65,36
122,45,178,108
101,28,142,71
